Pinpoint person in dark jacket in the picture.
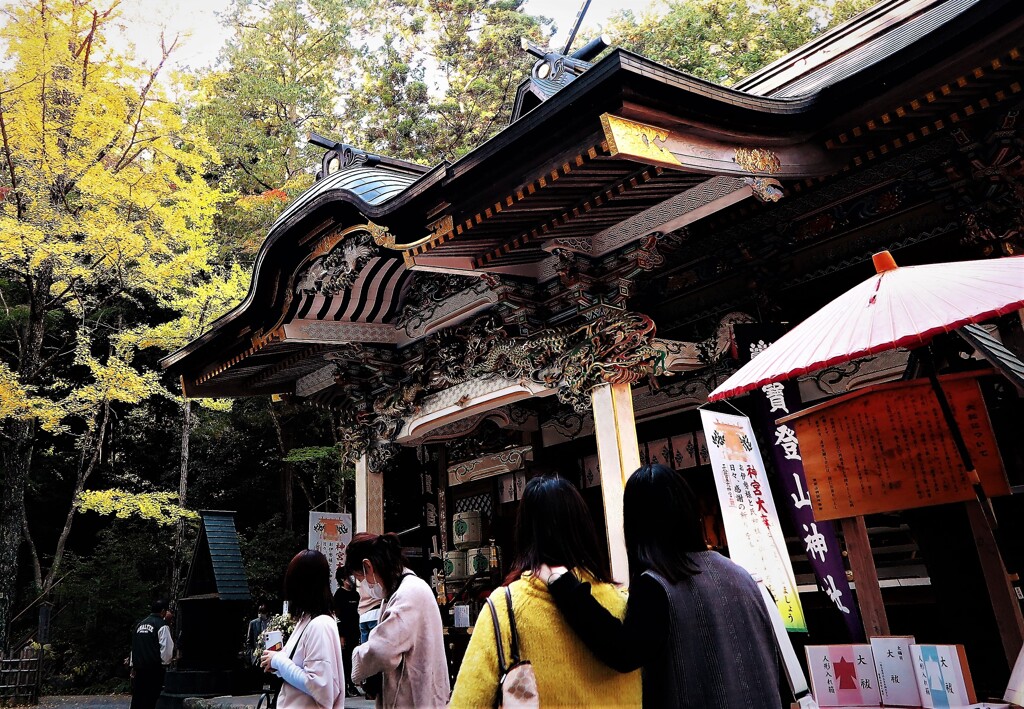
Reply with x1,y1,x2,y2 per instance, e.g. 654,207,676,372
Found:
539,464,783,709
130,598,174,709
333,567,361,698
246,604,270,665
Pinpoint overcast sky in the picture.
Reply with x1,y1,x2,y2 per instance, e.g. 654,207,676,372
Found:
104,0,667,71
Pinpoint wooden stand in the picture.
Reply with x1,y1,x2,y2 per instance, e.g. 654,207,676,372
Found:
966,499,1024,666
591,381,642,583
840,515,890,637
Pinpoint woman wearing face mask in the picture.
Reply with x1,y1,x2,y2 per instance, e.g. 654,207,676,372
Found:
344,532,450,708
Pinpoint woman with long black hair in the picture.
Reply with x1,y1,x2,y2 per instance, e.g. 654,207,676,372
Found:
539,463,782,709
449,474,641,708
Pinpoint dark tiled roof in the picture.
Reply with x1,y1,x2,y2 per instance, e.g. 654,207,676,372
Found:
958,324,1024,393
736,0,984,97
198,511,250,601
273,166,420,228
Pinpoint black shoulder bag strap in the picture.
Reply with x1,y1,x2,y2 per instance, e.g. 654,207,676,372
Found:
486,586,522,678
486,595,508,678
503,587,521,665
287,616,315,661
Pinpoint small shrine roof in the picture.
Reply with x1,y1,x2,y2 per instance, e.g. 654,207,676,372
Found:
182,511,250,602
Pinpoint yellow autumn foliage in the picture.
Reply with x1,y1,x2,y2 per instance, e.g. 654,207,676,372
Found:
0,0,231,429
0,361,66,432
76,489,198,525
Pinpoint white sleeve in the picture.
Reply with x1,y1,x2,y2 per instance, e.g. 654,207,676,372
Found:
158,625,174,665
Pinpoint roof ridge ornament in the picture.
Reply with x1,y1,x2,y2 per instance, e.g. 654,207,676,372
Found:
743,176,784,203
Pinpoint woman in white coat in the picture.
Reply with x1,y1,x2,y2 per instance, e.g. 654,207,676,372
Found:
261,550,345,709
346,532,449,708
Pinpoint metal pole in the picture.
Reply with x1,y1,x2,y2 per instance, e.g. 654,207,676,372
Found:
561,0,593,55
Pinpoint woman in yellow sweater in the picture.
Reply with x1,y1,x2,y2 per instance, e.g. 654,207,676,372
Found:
449,475,641,708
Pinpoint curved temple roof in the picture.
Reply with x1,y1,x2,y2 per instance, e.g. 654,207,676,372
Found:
162,0,1024,401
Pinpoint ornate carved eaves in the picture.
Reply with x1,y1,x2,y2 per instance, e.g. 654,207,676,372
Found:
448,445,533,487
541,237,592,255
797,349,911,403
657,312,755,371
283,320,404,344
599,112,838,178
540,369,730,447
400,277,504,339
295,363,338,398
403,404,537,446
589,176,751,259
743,177,785,203
396,376,556,443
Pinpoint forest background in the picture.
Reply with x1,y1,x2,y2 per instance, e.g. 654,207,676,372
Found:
0,0,873,691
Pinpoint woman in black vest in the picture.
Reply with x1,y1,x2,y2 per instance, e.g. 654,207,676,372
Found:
539,463,783,709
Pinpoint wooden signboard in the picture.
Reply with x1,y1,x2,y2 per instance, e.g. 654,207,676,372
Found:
778,372,1008,521
448,445,532,487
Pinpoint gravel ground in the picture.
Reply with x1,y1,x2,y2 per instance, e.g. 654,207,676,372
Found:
37,696,131,709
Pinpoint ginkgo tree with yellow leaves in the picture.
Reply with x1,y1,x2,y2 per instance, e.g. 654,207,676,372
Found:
0,0,239,649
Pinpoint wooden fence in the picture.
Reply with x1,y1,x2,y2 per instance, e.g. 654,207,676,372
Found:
0,649,42,706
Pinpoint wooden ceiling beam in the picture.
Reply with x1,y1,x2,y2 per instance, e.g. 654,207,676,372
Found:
473,166,664,267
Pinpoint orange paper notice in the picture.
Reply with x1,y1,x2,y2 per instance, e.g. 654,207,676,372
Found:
778,372,1007,521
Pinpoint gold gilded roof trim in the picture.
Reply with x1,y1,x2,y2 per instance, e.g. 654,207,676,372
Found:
734,148,781,174
600,113,681,167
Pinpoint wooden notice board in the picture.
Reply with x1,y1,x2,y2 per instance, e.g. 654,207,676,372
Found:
777,371,1008,521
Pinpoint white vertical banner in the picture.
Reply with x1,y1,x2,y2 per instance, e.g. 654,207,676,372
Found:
1006,644,1024,705
700,410,807,632
308,512,353,593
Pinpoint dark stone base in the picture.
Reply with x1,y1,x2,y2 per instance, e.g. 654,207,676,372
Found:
156,671,236,709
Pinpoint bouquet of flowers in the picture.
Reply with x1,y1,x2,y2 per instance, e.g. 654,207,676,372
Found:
253,613,297,665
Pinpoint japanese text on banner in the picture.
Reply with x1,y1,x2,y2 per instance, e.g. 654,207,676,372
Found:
308,512,353,593
701,409,807,632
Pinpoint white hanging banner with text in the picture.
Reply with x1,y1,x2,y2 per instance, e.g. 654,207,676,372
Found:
700,409,807,632
308,512,353,592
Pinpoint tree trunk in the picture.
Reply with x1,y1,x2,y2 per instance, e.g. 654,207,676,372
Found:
0,263,51,651
22,515,42,592
172,397,192,598
0,418,36,651
268,402,294,531
43,397,111,593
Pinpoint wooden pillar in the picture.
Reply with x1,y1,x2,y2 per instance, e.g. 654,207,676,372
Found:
355,454,384,534
591,381,642,583
966,499,1024,666
840,515,890,637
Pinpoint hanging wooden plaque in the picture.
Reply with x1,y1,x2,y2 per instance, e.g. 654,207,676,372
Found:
777,371,1008,521
447,445,532,487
